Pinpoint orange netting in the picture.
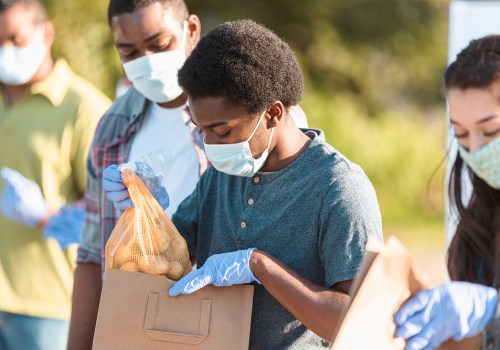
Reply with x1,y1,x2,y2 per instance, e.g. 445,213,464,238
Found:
105,169,192,280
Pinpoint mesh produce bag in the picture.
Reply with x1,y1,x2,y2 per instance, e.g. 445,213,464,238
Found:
105,169,192,280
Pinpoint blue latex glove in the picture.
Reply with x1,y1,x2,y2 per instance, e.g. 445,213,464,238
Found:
394,281,499,350
169,248,260,297
0,167,48,227
103,163,169,211
43,202,85,250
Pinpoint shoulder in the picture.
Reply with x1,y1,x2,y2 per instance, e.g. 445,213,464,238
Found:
303,129,368,183
303,129,380,210
65,73,111,109
105,87,148,117
92,88,149,145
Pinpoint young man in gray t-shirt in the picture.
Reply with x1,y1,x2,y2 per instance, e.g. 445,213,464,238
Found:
104,19,383,349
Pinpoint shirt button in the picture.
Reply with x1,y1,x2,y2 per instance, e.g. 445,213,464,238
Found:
248,198,254,205
240,222,247,229
253,176,260,184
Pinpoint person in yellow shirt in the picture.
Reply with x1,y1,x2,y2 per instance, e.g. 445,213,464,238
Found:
0,0,111,349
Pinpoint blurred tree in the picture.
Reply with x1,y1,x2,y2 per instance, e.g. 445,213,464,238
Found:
45,0,120,98
188,0,449,116
42,0,450,227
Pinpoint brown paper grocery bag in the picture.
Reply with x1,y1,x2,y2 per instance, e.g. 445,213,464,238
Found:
93,269,254,349
331,236,482,350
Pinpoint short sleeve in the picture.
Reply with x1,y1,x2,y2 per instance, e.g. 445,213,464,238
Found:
318,169,383,288
172,171,208,257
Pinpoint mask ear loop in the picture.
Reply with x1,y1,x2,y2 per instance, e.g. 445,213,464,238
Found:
246,110,268,142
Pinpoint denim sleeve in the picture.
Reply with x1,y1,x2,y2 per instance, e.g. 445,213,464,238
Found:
76,151,103,265
318,168,383,288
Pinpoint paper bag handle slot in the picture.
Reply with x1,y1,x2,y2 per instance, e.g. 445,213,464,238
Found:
144,293,211,344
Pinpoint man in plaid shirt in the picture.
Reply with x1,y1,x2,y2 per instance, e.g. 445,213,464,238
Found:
67,1,208,348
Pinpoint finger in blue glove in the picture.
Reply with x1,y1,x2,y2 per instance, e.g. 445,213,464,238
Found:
125,161,170,210
103,164,134,210
103,163,170,211
169,248,260,297
0,167,48,227
394,282,498,350
43,202,85,250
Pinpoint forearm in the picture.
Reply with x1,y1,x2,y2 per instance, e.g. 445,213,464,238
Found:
68,263,103,350
249,250,350,341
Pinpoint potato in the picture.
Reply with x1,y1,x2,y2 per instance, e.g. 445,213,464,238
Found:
113,243,133,267
138,256,170,275
166,261,185,281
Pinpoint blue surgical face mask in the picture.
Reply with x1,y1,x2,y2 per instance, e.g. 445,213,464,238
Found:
122,21,187,103
204,110,275,177
0,27,47,85
458,137,500,189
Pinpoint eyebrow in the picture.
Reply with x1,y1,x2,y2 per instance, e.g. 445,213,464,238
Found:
450,114,498,126
204,121,229,129
115,32,166,48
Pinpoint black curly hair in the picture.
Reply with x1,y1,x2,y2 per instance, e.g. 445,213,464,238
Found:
107,0,188,24
178,19,304,114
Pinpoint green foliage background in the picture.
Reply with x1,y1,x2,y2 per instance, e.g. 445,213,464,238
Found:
45,0,451,232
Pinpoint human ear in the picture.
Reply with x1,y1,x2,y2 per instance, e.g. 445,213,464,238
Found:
266,101,285,128
186,14,201,53
43,21,55,49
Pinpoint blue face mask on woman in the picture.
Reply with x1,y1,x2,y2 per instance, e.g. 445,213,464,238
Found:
458,137,500,189
203,110,274,177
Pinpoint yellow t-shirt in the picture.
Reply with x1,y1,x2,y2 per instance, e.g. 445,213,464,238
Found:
0,59,111,319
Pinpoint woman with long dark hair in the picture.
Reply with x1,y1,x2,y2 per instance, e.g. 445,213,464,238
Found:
394,35,500,350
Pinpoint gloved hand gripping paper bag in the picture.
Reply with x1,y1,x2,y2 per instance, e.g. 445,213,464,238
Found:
331,236,483,350
93,169,254,350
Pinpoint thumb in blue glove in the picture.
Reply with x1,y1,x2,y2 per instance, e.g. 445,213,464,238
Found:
393,281,498,350
169,248,260,297
103,163,169,211
43,202,85,250
0,167,48,227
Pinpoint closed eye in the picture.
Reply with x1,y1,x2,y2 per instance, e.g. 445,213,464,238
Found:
123,50,138,60
484,128,500,137
216,130,231,139
453,130,468,139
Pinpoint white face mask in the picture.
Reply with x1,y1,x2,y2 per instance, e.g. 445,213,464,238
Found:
0,27,47,85
122,21,187,103
204,110,275,177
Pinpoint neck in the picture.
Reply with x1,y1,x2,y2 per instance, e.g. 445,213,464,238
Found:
157,92,188,108
1,53,54,106
259,120,311,172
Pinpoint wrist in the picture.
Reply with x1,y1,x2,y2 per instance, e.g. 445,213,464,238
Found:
247,248,262,284
37,211,52,228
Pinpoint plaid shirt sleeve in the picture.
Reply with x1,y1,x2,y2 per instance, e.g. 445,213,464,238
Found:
76,146,104,265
